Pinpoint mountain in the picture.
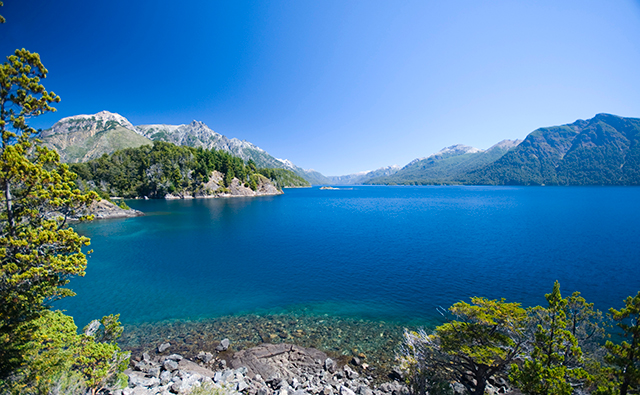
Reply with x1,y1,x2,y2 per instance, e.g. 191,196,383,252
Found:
465,113,640,185
328,165,401,185
39,111,152,163
135,121,331,184
367,141,521,185
40,111,329,184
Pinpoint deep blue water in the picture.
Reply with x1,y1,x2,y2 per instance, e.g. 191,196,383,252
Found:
57,186,640,329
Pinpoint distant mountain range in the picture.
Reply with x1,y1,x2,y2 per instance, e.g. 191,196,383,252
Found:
330,113,640,186
40,111,330,184
327,165,401,185
463,113,640,185
366,140,522,185
41,112,640,186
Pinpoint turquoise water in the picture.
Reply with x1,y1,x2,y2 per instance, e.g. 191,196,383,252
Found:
57,186,640,329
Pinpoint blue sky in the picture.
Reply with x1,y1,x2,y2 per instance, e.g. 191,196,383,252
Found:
2,1,639,175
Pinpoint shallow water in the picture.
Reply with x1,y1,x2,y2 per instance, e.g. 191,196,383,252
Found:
57,186,640,362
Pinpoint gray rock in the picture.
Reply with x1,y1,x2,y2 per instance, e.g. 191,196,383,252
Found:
170,381,182,393
128,372,157,388
148,366,161,378
142,352,151,362
197,351,215,364
163,359,179,372
351,357,361,366
166,354,183,361
324,358,337,373
321,386,334,395
216,338,231,351
344,366,359,380
214,371,223,383
84,320,101,337
340,386,356,395
158,342,171,353
160,370,172,385
237,380,250,392
357,385,374,395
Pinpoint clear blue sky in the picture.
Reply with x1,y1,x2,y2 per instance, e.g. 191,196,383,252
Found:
2,1,639,175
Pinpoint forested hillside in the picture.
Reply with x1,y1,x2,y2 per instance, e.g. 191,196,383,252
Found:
465,113,640,185
70,141,309,198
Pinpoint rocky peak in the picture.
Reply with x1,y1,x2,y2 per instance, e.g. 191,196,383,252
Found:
486,139,522,151
43,110,137,137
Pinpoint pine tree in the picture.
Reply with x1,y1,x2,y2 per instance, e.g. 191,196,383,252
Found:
602,292,640,395
0,48,97,377
510,281,589,395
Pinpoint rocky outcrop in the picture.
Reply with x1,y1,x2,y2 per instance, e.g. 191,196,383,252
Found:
51,199,143,221
115,343,409,395
164,173,283,199
84,200,143,220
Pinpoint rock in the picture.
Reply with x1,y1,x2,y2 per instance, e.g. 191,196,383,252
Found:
324,358,337,373
160,370,172,385
231,343,328,382
163,359,179,372
321,386,334,395
74,199,143,221
340,385,356,395
142,352,151,362
237,380,250,391
351,357,361,366
166,354,183,361
148,366,161,378
197,351,215,364
344,366,359,380
216,338,230,351
84,320,101,336
170,381,182,393
357,385,374,395
158,342,171,353
128,371,157,388
388,368,403,381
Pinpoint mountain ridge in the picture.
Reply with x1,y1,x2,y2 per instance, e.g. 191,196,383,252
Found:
40,111,329,184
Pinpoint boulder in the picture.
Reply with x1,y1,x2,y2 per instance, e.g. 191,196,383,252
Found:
158,342,170,353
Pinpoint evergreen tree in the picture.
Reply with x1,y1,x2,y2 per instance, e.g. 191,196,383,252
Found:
601,292,640,395
510,281,589,395
399,297,528,395
0,48,100,377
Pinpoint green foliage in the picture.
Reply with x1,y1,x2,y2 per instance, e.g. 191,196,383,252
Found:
599,292,640,395
71,142,307,198
258,168,309,188
187,382,235,395
509,281,590,395
7,310,129,395
398,297,527,395
0,48,99,377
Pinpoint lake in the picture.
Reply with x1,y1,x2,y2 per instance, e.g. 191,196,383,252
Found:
56,186,640,358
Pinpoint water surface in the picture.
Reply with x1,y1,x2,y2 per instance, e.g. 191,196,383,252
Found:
58,186,640,330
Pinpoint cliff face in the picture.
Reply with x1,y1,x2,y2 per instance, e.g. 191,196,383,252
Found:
163,172,282,199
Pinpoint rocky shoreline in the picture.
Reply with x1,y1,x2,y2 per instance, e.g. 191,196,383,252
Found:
115,341,408,395
114,313,519,395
